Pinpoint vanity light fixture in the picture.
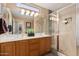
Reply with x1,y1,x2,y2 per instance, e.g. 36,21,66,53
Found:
25,10,30,15
30,11,35,16
21,9,25,15
34,12,39,17
50,16,57,21
49,13,57,21
16,3,39,17
51,17,55,21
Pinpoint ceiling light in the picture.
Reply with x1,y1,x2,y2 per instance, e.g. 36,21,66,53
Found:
21,9,25,15
26,10,30,15
34,13,39,17
30,11,35,16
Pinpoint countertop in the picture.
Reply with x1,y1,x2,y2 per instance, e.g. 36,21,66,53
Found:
0,34,51,43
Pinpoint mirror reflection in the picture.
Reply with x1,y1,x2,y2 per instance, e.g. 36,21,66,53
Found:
0,3,49,35
1,3,39,34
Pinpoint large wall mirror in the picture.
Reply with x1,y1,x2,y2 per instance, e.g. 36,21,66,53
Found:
0,3,49,35
5,3,34,34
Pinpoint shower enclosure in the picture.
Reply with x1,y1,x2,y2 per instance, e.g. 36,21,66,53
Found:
49,4,79,56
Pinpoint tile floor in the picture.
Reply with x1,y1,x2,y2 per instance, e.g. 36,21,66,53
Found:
45,49,58,56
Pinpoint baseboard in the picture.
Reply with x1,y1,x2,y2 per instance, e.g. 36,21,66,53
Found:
51,48,66,56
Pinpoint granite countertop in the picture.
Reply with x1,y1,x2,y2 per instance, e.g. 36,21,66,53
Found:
0,34,51,43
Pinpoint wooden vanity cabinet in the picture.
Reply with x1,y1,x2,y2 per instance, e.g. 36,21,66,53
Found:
0,42,16,56
0,37,52,56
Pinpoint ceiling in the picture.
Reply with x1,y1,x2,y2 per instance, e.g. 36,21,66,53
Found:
35,3,71,11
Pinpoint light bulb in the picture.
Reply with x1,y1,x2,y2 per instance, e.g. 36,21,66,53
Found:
34,12,39,17
21,9,25,15
30,11,35,16
50,17,52,20
26,10,30,15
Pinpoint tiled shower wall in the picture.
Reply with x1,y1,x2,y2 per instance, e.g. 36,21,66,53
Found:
58,4,77,56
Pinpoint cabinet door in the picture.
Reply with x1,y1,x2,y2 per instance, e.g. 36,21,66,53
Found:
0,42,15,56
29,39,40,56
39,37,52,55
15,40,28,56
45,37,52,53
39,38,46,55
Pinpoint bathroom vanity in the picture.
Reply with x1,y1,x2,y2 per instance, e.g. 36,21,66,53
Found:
0,3,52,56
0,35,52,56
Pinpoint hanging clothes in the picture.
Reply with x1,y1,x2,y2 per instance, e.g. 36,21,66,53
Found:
0,18,8,34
